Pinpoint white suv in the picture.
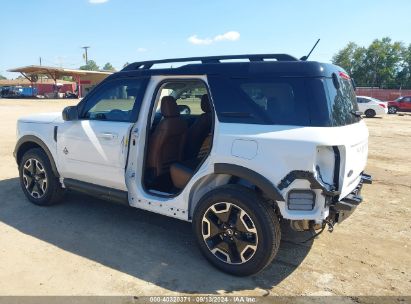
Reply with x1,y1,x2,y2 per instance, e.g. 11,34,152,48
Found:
14,54,372,276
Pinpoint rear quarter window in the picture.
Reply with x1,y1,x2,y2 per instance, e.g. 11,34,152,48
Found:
208,76,310,125
325,75,360,126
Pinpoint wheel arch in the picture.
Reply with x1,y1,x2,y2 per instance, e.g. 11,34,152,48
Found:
14,135,60,177
188,163,284,219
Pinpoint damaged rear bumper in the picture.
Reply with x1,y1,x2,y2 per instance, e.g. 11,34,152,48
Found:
328,173,372,223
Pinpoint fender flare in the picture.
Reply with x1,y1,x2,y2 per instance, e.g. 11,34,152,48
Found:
14,135,60,177
214,163,284,202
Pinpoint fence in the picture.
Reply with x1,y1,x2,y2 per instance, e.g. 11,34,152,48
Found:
356,87,411,101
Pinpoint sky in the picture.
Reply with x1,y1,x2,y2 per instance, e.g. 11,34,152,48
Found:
1,0,410,78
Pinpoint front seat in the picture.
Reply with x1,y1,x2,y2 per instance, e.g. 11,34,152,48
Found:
146,96,188,179
185,94,212,159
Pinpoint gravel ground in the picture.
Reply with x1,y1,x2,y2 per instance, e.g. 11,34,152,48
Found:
0,99,409,296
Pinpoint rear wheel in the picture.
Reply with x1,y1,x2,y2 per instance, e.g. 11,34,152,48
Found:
388,106,397,114
364,109,376,118
192,185,281,276
19,148,64,206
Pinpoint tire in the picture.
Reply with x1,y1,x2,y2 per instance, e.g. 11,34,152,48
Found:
19,148,64,206
192,184,281,276
388,106,397,114
364,109,376,118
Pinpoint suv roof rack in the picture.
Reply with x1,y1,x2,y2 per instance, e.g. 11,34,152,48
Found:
123,54,299,70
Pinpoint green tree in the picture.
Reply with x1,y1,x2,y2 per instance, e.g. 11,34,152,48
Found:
80,60,99,71
62,76,73,81
332,37,409,89
102,62,116,71
332,42,358,74
397,44,411,89
0,75,6,80
363,38,404,88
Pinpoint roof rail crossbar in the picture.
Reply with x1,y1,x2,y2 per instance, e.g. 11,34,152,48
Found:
123,54,298,70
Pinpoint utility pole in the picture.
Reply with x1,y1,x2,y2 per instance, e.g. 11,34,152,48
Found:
81,46,90,64
39,57,42,83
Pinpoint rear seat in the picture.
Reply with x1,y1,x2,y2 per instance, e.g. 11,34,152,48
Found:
170,134,212,189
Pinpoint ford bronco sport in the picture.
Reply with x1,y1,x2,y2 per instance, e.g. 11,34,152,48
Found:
14,54,372,276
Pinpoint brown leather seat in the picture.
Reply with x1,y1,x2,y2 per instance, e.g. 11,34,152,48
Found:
146,96,188,179
185,94,212,159
170,134,212,189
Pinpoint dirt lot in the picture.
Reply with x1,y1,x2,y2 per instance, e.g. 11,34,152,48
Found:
0,99,410,296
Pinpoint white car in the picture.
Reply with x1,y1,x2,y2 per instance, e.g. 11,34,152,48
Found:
14,54,372,276
356,96,388,117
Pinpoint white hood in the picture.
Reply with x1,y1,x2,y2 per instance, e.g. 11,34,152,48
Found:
18,112,62,124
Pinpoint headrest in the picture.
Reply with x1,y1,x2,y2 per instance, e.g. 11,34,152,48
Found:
161,96,179,117
201,94,211,113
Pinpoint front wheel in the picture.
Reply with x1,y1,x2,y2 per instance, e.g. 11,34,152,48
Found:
192,185,281,276
364,109,376,118
388,106,397,114
19,148,64,206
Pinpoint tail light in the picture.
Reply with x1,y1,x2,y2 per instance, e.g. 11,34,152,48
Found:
378,103,386,108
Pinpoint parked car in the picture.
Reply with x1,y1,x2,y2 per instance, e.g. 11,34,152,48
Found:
14,54,372,276
388,96,411,114
356,96,387,117
0,86,20,98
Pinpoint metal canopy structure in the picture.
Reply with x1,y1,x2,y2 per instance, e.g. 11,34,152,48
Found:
8,65,113,98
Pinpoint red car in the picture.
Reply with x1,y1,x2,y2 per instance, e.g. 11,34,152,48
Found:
388,96,411,114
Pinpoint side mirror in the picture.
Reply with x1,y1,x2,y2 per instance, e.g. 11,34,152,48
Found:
178,104,191,115
62,106,79,121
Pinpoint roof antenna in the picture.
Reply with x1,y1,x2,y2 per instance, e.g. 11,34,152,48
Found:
300,39,320,61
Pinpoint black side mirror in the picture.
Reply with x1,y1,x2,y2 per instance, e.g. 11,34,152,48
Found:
62,106,79,121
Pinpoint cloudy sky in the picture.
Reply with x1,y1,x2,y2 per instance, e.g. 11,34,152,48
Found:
1,0,410,77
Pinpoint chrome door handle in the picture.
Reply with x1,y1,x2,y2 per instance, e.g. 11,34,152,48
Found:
98,132,118,140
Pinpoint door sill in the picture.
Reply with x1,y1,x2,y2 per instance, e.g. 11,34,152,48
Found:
63,178,129,206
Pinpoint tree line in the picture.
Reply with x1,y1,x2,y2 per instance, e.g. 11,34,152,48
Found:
332,37,411,89
79,61,130,71
79,60,116,71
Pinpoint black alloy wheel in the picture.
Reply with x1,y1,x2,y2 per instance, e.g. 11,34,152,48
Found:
22,158,48,199
193,185,281,276
202,202,258,264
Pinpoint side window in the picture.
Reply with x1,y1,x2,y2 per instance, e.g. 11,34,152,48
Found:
82,78,147,122
404,97,411,103
156,80,208,116
208,75,310,125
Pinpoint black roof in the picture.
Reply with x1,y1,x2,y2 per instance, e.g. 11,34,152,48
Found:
114,54,343,79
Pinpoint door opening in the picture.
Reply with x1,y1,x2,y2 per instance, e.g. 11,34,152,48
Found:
143,80,214,195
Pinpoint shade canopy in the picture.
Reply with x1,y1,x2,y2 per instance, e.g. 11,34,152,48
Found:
8,65,112,81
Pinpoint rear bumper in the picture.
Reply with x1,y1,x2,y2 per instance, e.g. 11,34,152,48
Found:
328,173,372,224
